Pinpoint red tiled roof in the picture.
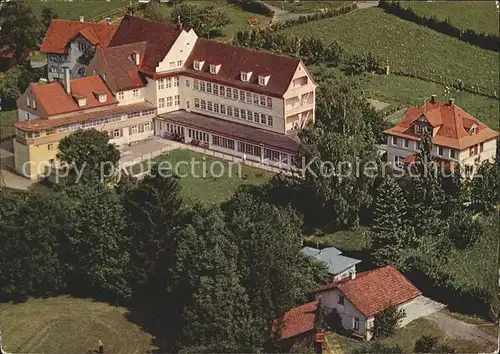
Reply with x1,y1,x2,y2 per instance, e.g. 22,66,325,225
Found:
384,99,499,150
17,76,116,117
90,42,147,91
0,48,14,59
271,301,318,341
14,102,155,132
41,20,117,54
158,110,299,153
313,266,422,317
184,38,302,97
108,16,183,73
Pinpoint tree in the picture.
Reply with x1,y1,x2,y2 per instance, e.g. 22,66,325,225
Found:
0,192,65,301
123,168,184,301
372,304,406,338
41,7,58,33
168,207,252,351
470,160,499,214
57,129,120,182
0,65,36,109
170,3,230,39
222,192,324,334
446,208,481,249
298,83,378,229
371,175,410,266
55,184,131,301
0,1,42,63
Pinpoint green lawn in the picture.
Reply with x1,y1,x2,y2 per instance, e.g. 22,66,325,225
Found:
326,317,496,354
283,8,499,95
304,227,370,253
0,296,156,354
0,109,17,139
400,1,500,36
266,0,344,13
130,149,274,206
27,0,130,21
308,65,500,130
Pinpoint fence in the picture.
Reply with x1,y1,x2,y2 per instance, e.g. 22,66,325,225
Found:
119,141,298,179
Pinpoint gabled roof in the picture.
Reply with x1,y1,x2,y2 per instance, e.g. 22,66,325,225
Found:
384,99,499,150
271,301,318,341
312,265,422,317
90,42,148,92
184,38,303,97
108,16,183,73
300,247,360,275
17,76,116,117
41,20,117,54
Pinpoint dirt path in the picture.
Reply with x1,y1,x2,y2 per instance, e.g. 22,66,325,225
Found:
427,311,498,346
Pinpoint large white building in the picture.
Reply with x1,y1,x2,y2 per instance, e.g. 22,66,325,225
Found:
13,16,317,179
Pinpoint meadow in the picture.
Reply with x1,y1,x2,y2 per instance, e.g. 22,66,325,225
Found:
27,0,129,21
283,8,499,95
0,110,17,139
399,1,500,36
0,296,155,353
266,0,344,13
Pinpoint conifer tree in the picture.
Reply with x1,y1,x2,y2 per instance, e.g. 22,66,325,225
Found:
371,175,408,266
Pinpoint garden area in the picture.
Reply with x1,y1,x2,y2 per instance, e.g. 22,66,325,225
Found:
128,149,274,207
0,296,155,353
282,7,499,95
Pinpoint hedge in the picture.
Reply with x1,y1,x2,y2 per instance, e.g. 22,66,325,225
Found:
379,0,499,52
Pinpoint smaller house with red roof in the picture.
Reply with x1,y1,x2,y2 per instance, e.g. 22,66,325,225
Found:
384,95,498,175
41,18,117,82
311,265,423,341
271,300,321,350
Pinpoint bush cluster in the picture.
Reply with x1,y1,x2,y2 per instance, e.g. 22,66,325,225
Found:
379,0,499,52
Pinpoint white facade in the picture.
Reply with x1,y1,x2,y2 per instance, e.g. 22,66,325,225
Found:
333,266,357,282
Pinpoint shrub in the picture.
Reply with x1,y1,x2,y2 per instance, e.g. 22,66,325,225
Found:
373,304,406,338
323,308,344,333
414,335,457,353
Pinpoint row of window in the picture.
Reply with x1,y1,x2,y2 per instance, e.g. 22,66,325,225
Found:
159,95,180,109
169,60,183,68
157,77,180,90
49,55,69,63
188,129,210,143
194,98,273,127
193,79,273,109
391,136,457,159
162,122,184,136
117,89,140,100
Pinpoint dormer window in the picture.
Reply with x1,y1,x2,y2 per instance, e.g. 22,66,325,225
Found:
209,64,221,74
78,98,86,107
32,100,37,109
258,75,270,86
98,94,107,103
26,97,31,107
193,60,204,71
414,124,421,134
241,71,252,82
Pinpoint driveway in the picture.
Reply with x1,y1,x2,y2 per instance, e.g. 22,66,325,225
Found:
427,311,498,346
262,2,308,22
400,296,445,327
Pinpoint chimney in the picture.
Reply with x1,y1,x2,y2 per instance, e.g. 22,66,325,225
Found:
63,67,71,94
448,98,455,106
430,94,437,103
79,15,84,23
350,271,356,280
132,51,140,66
105,17,111,25
177,15,182,30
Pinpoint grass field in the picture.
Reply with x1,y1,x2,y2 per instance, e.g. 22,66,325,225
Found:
399,1,500,36
308,65,500,130
305,227,370,253
0,296,155,354
27,0,130,21
130,149,274,206
0,110,17,139
283,8,499,94
266,0,344,13
326,317,496,354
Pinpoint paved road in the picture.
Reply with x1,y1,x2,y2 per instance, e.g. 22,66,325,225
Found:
427,311,498,346
356,1,379,10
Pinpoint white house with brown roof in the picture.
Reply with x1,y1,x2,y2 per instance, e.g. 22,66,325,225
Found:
384,95,498,175
41,19,117,81
13,15,316,179
311,265,424,341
